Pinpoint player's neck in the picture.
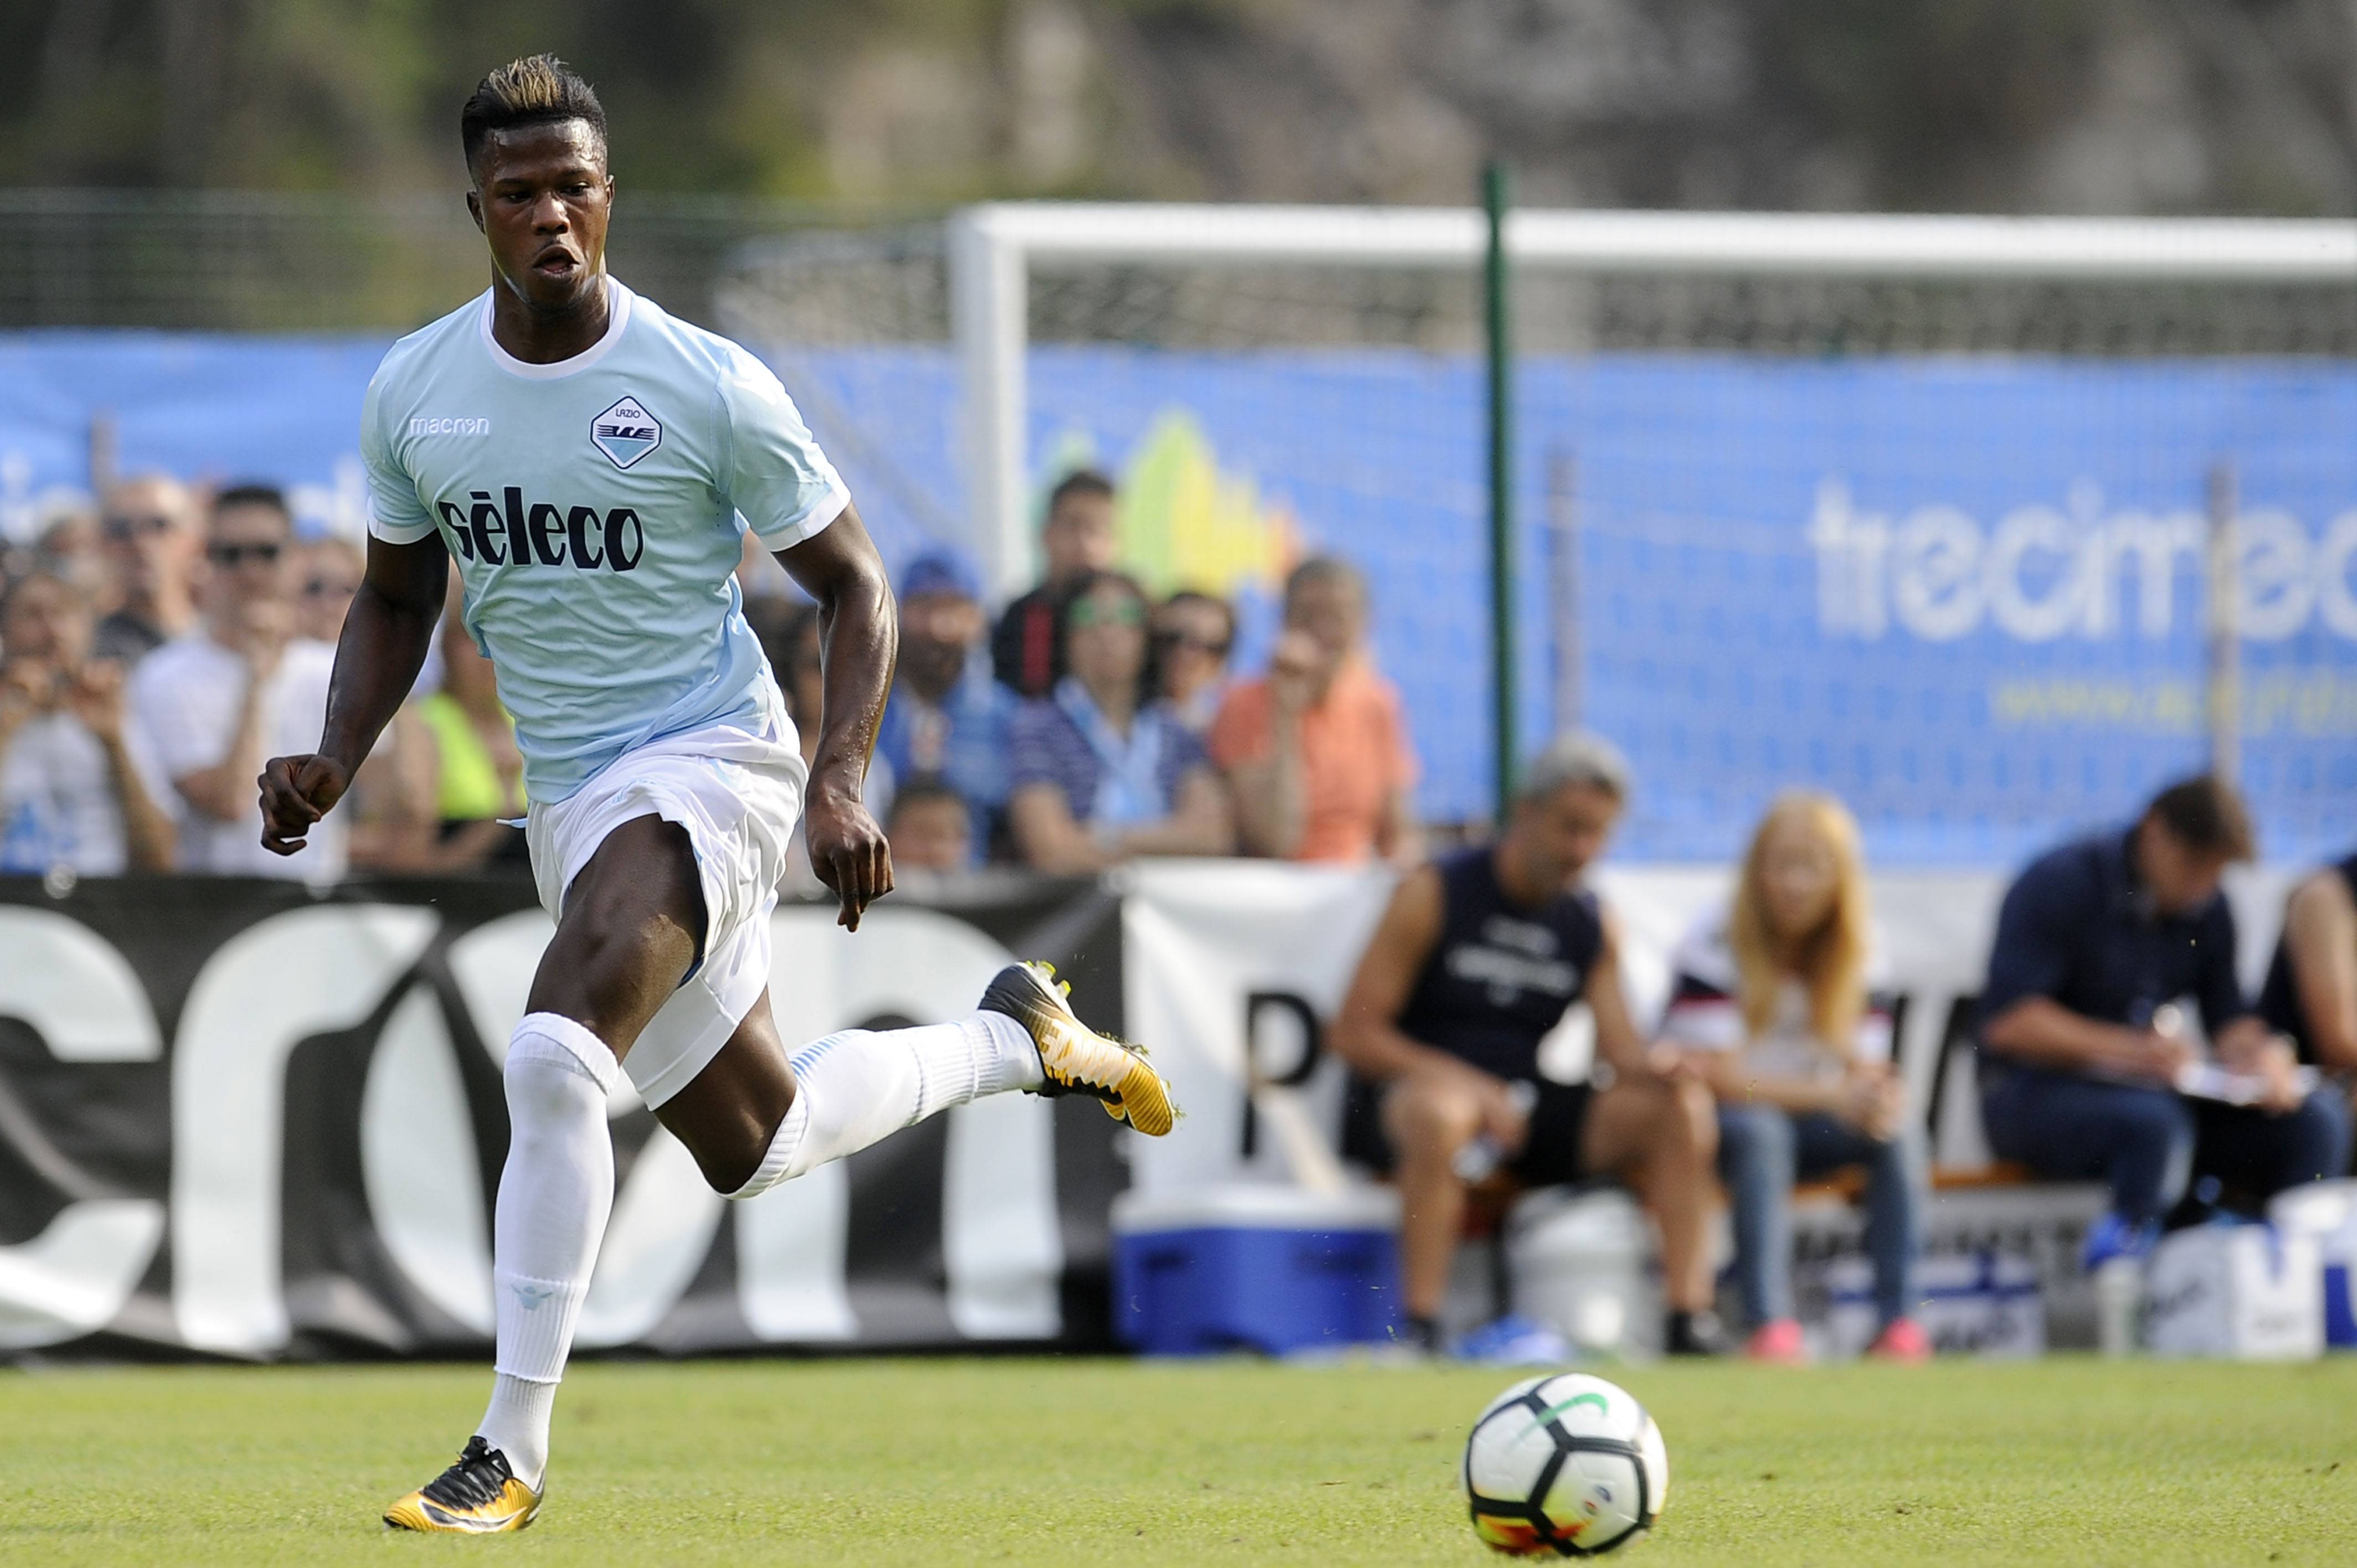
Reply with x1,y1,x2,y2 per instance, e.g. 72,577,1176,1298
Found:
489,272,613,365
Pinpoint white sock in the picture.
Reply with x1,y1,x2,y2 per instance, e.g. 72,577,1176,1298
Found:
728,1013,1041,1199
475,1012,619,1490
475,1374,556,1484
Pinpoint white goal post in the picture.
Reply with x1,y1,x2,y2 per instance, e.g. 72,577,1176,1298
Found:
948,202,2357,600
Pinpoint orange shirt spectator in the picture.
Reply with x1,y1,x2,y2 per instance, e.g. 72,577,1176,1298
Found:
1208,557,1419,864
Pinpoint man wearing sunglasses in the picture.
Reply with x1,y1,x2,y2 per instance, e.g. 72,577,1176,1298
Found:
90,473,204,667
128,483,343,878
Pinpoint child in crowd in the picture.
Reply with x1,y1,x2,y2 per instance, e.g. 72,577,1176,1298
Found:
885,775,975,875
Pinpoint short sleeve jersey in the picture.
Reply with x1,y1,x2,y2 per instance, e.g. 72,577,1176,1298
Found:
361,279,847,802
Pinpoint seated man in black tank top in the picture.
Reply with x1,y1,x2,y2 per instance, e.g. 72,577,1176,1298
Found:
1332,733,1724,1355
2262,851,2357,1146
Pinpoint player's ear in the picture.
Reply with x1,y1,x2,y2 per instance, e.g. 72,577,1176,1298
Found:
465,188,484,233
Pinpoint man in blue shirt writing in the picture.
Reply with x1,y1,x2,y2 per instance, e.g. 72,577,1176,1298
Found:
1977,775,2349,1266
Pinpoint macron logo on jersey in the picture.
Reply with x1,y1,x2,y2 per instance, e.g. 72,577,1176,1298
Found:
591,395,661,470
409,416,492,437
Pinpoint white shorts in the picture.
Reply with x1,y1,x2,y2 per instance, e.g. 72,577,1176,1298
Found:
525,715,807,1108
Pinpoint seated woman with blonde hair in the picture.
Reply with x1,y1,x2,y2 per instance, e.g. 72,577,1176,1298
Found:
1659,792,1927,1363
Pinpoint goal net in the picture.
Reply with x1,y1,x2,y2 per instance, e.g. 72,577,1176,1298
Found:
715,206,2357,867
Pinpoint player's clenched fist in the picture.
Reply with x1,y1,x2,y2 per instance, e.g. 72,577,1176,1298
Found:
804,786,893,931
258,752,351,856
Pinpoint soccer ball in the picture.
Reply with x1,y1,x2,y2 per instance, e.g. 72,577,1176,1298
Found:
1463,1372,1668,1556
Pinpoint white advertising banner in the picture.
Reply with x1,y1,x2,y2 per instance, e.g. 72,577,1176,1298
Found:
0,876,1125,1359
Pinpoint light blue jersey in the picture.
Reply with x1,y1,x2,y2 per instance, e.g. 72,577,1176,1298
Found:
362,278,846,801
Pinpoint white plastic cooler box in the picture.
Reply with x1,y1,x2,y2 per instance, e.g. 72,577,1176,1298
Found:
2270,1180,2357,1350
1110,1184,1403,1356
2144,1222,2323,1360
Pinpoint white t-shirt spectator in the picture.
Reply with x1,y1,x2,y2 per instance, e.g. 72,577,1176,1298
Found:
130,635,346,879
0,711,174,875
1658,904,1894,1085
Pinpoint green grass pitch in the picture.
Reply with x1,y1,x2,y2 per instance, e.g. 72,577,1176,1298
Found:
6,1356,2355,1565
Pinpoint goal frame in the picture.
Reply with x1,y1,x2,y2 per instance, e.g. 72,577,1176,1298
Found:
946,201,2357,600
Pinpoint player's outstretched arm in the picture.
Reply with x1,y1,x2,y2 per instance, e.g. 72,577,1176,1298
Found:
776,501,897,930
258,533,449,856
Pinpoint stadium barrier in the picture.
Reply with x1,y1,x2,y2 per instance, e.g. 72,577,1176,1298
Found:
0,861,2299,1361
0,873,1124,1360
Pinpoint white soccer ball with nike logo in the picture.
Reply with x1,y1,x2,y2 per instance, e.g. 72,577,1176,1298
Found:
1463,1372,1669,1556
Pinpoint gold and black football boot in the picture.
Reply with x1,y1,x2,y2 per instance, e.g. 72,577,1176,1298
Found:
382,1436,542,1534
981,961,1176,1137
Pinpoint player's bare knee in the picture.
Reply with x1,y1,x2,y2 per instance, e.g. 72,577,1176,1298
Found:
539,819,707,1019
531,912,694,1042
661,1050,796,1195
684,1122,770,1196
664,1086,788,1195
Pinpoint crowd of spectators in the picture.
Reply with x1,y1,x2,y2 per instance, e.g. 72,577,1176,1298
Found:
2,476,356,879
0,475,539,881
755,467,1422,880
0,466,1426,886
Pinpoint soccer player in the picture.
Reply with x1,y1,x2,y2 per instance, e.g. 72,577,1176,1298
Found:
255,55,1174,1534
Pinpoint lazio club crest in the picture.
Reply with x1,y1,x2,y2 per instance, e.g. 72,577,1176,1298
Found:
591,395,661,470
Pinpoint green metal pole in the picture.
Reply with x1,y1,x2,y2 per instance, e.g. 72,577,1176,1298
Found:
1483,161,1517,825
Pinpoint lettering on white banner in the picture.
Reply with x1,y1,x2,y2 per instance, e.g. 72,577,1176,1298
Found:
0,879,1123,1358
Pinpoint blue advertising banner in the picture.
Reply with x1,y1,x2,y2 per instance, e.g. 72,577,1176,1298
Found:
3,328,2351,865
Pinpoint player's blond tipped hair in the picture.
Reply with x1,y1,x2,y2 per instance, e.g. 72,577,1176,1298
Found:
481,54,572,115
1727,791,1873,1056
460,54,607,179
